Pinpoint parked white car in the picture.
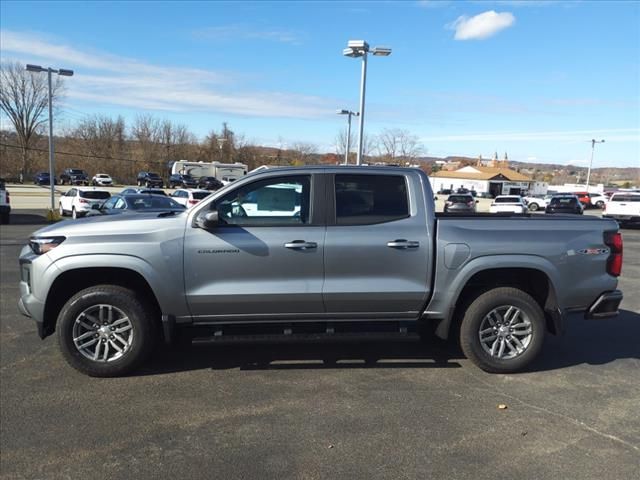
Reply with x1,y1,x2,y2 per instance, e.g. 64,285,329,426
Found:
170,188,212,208
59,187,111,218
603,192,640,227
522,195,551,211
489,195,527,214
589,192,606,209
91,173,113,186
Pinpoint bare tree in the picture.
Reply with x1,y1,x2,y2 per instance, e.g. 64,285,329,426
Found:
131,114,163,171
290,142,317,165
0,61,64,178
377,128,422,163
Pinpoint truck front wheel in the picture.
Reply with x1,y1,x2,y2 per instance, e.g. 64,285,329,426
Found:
57,285,157,377
459,287,545,373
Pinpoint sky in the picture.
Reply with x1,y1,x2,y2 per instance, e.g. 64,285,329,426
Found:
1,0,639,167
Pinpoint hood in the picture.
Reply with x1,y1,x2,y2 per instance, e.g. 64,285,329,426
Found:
31,211,188,238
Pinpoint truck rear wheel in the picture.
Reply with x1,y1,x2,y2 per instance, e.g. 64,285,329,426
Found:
459,287,544,373
57,285,157,377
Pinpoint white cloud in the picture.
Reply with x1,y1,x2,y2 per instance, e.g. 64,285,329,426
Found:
448,10,516,40
0,30,334,119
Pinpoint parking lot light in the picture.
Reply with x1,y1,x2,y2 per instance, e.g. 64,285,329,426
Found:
25,64,74,211
586,139,605,191
337,109,359,165
343,40,392,165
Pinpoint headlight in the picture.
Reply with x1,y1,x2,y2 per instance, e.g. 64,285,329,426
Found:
29,236,66,255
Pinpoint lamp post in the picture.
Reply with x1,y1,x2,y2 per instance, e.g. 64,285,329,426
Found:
586,139,605,191
25,64,74,211
343,40,391,165
337,109,359,164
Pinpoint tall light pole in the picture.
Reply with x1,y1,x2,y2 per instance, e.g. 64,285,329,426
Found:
586,139,605,191
337,109,359,164
25,64,74,211
343,40,391,165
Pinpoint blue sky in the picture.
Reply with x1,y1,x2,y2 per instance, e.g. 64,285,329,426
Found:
1,0,639,167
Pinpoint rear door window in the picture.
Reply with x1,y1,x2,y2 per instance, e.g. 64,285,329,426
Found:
335,174,409,225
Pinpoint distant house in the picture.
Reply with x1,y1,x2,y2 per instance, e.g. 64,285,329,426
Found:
429,153,534,196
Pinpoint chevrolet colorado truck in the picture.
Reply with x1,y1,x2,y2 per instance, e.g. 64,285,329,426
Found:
18,167,624,377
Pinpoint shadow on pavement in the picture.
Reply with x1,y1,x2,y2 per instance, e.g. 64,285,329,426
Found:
138,309,639,376
8,212,50,225
532,309,640,371
140,338,463,376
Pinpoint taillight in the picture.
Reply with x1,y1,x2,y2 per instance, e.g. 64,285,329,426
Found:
188,199,199,205
467,201,474,206
79,198,89,204
6,191,9,204
604,231,623,277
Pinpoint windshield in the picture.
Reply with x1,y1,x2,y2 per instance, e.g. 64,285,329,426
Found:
447,195,472,203
192,191,211,200
495,197,520,203
80,191,111,200
125,195,184,209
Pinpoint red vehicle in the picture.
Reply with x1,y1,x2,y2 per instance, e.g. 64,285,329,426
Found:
573,191,591,207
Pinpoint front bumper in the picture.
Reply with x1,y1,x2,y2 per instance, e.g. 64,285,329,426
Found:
585,290,623,319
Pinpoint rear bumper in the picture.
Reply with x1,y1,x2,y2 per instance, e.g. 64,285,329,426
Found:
585,290,623,319
0,205,10,214
603,214,640,224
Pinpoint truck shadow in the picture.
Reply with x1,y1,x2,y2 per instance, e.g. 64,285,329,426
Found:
142,338,463,375
531,308,640,371
138,309,639,376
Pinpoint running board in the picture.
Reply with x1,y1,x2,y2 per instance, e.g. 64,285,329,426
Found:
189,321,418,345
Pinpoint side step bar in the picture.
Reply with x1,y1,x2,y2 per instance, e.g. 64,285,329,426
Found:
189,321,419,345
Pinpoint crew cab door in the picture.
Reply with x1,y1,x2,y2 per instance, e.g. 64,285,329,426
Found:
184,174,325,320
323,173,432,316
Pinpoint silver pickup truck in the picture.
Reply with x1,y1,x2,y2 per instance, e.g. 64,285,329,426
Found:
18,166,624,377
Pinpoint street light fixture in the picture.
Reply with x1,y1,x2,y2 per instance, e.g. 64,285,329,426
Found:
25,64,74,211
343,40,391,165
586,139,605,191
337,109,359,165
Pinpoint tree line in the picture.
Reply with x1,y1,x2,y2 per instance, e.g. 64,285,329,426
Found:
0,61,426,183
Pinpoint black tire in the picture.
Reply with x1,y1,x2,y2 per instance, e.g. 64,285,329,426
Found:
59,203,65,217
137,180,142,186
459,287,545,373
72,207,78,219
596,201,604,209
528,202,539,211
0,212,9,224
57,285,157,377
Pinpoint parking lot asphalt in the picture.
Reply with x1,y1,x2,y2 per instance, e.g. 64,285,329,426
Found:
1,211,639,480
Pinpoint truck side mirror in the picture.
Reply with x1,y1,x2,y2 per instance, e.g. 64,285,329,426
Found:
196,210,219,229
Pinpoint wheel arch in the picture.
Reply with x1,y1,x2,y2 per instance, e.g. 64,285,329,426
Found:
42,267,164,341
432,261,562,340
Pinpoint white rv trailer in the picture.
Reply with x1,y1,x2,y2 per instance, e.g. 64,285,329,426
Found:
171,160,248,183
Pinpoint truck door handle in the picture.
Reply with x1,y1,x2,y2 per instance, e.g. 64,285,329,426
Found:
387,239,419,249
284,240,318,250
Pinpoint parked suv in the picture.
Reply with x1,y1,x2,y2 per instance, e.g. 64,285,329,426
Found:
59,187,112,219
34,172,55,186
136,172,164,188
444,194,477,213
168,173,197,189
197,176,224,191
60,168,89,186
545,195,583,215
